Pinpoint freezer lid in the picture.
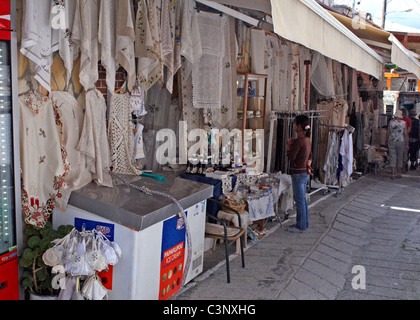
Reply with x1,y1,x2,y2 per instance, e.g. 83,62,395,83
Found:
67,172,214,231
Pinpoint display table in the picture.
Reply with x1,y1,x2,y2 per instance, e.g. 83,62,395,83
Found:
53,172,213,300
180,173,237,221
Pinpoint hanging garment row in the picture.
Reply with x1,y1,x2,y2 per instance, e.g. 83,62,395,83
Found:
20,0,206,94
319,124,354,187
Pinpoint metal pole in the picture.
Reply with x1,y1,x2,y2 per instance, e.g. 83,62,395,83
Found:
382,0,388,29
352,0,356,18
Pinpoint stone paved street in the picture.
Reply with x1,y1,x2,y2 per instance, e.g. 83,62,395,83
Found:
177,170,420,300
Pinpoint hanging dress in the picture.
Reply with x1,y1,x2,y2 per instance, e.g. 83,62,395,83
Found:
77,90,113,187
19,90,70,227
50,91,92,210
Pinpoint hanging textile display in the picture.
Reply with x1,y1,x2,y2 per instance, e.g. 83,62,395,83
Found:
143,83,177,172
161,0,182,94
323,130,340,185
180,0,203,65
51,91,92,210
299,46,311,110
206,16,237,129
192,12,227,110
179,61,203,150
130,84,147,117
72,0,100,91
115,0,137,91
339,129,353,181
98,0,117,93
135,0,164,91
311,52,335,98
108,92,142,176
250,29,266,75
278,41,290,109
19,90,70,227
77,90,113,188
134,123,146,160
53,0,78,87
290,44,301,111
20,0,58,92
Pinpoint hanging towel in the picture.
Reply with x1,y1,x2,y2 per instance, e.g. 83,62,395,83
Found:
98,0,117,93
21,0,58,92
52,0,77,87
77,90,113,187
135,0,163,91
72,0,100,91
115,0,136,91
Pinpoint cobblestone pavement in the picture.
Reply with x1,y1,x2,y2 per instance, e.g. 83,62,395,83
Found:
177,170,420,300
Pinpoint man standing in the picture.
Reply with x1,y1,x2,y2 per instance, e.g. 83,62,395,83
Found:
409,109,420,170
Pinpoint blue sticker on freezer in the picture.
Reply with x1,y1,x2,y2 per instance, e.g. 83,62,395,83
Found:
74,218,115,242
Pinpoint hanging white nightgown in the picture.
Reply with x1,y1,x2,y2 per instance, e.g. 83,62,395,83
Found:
98,0,117,93
50,91,92,210
72,0,99,91
21,0,58,92
19,90,70,227
77,90,113,187
115,0,136,91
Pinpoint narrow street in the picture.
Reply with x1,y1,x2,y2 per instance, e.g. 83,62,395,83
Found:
178,170,420,300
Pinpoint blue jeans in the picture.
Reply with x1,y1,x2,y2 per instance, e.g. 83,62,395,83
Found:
292,173,310,231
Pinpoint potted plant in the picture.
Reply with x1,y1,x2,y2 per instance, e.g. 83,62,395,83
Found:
19,221,74,300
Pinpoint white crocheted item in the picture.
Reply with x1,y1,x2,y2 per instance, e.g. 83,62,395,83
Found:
192,12,227,110
108,93,143,176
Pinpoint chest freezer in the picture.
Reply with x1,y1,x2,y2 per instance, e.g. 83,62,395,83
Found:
53,173,213,300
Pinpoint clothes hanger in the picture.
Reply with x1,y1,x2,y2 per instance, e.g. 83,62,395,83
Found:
115,81,127,94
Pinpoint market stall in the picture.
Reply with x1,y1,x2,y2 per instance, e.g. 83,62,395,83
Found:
7,0,404,301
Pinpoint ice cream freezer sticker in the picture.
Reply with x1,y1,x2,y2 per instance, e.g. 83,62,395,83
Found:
159,213,186,300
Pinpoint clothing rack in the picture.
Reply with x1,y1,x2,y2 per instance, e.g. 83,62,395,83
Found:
317,123,355,197
267,110,324,174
